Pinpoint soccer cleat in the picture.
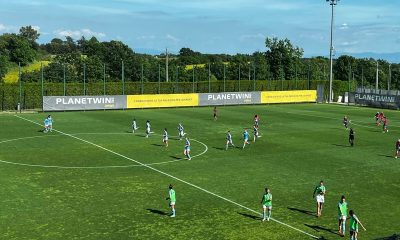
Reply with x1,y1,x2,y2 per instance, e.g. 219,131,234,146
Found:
267,218,270,221
262,218,266,222
170,215,175,218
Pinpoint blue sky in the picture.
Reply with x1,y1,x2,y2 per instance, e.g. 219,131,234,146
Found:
0,0,399,57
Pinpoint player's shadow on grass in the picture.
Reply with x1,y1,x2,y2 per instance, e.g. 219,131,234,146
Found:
331,143,350,148
213,147,226,151
287,207,316,217
151,143,165,147
237,212,262,220
169,156,183,160
304,224,341,236
146,208,168,216
373,234,400,240
377,154,394,159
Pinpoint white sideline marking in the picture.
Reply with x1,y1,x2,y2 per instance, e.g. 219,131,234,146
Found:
14,115,319,239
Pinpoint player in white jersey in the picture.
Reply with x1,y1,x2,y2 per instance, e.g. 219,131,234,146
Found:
163,128,169,147
178,123,185,140
145,120,151,138
184,137,191,160
242,129,250,149
47,115,53,132
43,118,50,133
132,119,138,133
226,131,235,150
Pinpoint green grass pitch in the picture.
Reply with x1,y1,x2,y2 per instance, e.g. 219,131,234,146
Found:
0,104,399,239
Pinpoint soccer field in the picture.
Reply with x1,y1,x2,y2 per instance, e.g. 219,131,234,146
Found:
0,104,399,240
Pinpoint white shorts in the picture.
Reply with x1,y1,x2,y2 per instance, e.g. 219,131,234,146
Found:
338,215,347,221
170,202,175,206
262,205,272,210
316,195,325,203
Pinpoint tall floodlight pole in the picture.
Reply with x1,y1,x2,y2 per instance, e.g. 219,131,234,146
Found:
122,60,125,95
158,64,161,94
18,62,22,110
223,64,226,92
388,64,391,91
327,0,339,103
41,62,44,100
63,64,66,96
103,63,106,95
375,61,379,91
165,48,169,83
361,67,364,90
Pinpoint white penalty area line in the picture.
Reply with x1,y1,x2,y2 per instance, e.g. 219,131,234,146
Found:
14,115,319,239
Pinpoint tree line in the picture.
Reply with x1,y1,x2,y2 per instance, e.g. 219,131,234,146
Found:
1,25,399,90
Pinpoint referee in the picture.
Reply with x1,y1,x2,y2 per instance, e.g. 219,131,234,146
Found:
349,128,355,147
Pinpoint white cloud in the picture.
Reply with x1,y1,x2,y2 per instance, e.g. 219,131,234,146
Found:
339,23,349,30
240,33,265,41
32,25,40,32
340,41,359,47
53,28,106,39
136,35,156,40
0,23,17,32
165,34,180,43
58,4,130,15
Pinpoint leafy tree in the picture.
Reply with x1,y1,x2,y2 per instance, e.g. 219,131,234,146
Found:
333,55,357,81
252,51,268,80
19,26,40,42
65,36,77,52
19,25,40,49
265,37,303,80
0,54,9,80
2,33,36,65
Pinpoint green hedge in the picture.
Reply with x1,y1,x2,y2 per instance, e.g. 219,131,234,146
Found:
0,79,355,111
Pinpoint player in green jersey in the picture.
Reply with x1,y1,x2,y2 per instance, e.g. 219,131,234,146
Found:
338,195,348,236
312,180,326,217
349,210,366,240
260,187,272,222
166,184,176,217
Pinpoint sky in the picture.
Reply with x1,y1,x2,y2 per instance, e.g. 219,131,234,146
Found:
0,0,399,58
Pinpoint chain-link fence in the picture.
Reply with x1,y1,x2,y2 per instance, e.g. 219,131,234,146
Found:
2,58,397,111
